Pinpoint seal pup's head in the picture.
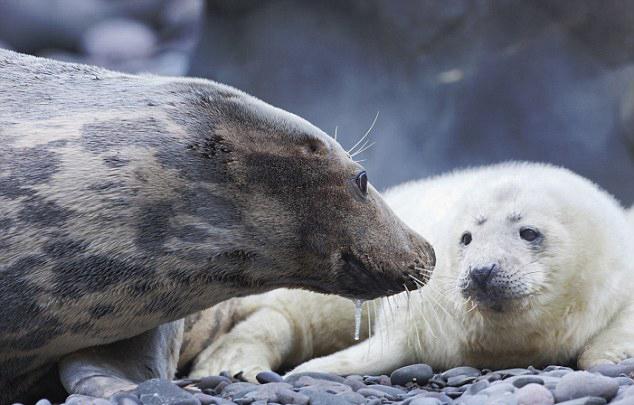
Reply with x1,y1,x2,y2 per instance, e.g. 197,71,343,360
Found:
440,163,629,315
157,82,435,300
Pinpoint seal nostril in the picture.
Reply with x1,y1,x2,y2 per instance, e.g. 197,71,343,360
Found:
470,264,496,287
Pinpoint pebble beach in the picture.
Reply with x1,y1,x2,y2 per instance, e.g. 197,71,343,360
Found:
23,358,634,405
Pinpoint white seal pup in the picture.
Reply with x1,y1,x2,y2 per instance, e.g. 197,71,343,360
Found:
0,50,435,402
189,162,634,379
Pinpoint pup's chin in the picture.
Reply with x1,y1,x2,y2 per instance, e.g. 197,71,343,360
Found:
465,293,534,314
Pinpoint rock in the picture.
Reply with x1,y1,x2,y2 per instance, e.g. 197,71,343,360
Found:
512,376,545,388
409,398,442,405
391,364,434,386
460,394,487,405
35,400,53,405
441,366,482,380
556,397,607,405
334,391,366,404
197,376,233,391
256,371,284,384
284,372,347,386
110,393,142,405
516,383,554,405
589,363,634,377
301,390,351,405
220,382,257,399
554,371,619,402
467,380,490,395
276,388,309,405
193,393,217,405
611,396,634,405
134,379,200,405
65,395,113,405
480,382,516,396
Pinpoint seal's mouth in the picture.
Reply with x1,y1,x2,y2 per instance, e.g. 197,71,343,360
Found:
330,252,432,300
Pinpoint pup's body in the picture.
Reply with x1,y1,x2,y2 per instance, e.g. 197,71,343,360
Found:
191,163,634,379
0,50,435,402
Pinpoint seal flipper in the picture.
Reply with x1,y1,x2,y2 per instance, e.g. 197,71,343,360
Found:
58,320,184,397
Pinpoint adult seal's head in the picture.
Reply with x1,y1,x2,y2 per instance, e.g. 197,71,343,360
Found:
156,82,435,299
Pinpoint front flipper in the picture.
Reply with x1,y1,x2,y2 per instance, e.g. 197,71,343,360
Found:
58,320,184,397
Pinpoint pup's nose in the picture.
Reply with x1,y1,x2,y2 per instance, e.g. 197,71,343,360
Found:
470,264,497,287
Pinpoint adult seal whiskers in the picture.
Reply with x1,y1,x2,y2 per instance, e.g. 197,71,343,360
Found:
0,50,435,402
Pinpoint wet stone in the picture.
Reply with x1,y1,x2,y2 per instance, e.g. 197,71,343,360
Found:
409,398,443,405
442,366,482,380
256,371,284,384
301,390,350,405
391,364,434,386
556,397,607,405
516,383,554,405
220,382,259,401
554,371,619,402
35,401,53,405
447,375,477,387
334,391,365,404
284,372,347,386
467,380,490,395
363,374,392,386
134,379,200,405
512,376,545,388
110,393,142,405
197,376,233,391
589,363,634,378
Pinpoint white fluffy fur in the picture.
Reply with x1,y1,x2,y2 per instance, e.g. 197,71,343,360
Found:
189,162,634,379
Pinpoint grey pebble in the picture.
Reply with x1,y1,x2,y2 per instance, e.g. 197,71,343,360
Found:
611,397,634,405
458,394,486,405
35,401,53,405
334,391,365,404
409,398,443,405
495,368,534,377
479,382,516,396
197,376,232,391
221,382,257,399
364,375,392,386
301,390,351,405
391,364,434,386
110,393,141,405
617,377,634,386
555,397,607,405
447,375,476,387
276,388,309,405
255,371,284,384
284,372,347,386
467,380,489,395
554,371,619,402
516,383,554,405
622,359,634,365
512,376,545,388
296,377,351,394
442,367,482,380
193,393,216,405
589,363,634,378
65,395,114,405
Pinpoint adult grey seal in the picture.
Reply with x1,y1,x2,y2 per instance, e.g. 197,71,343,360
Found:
0,50,435,402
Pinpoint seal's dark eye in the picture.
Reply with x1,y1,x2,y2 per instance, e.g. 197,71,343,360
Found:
460,232,472,246
355,171,368,195
519,227,540,242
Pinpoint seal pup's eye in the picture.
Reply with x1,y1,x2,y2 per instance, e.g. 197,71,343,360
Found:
519,227,541,242
460,232,472,246
355,171,368,195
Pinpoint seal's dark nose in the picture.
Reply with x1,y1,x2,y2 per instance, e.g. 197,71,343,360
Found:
470,264,497,288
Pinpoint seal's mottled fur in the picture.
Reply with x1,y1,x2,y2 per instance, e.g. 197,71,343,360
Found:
0,50,434,402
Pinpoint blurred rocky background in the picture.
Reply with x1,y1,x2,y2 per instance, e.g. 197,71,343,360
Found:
1,0,634,203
